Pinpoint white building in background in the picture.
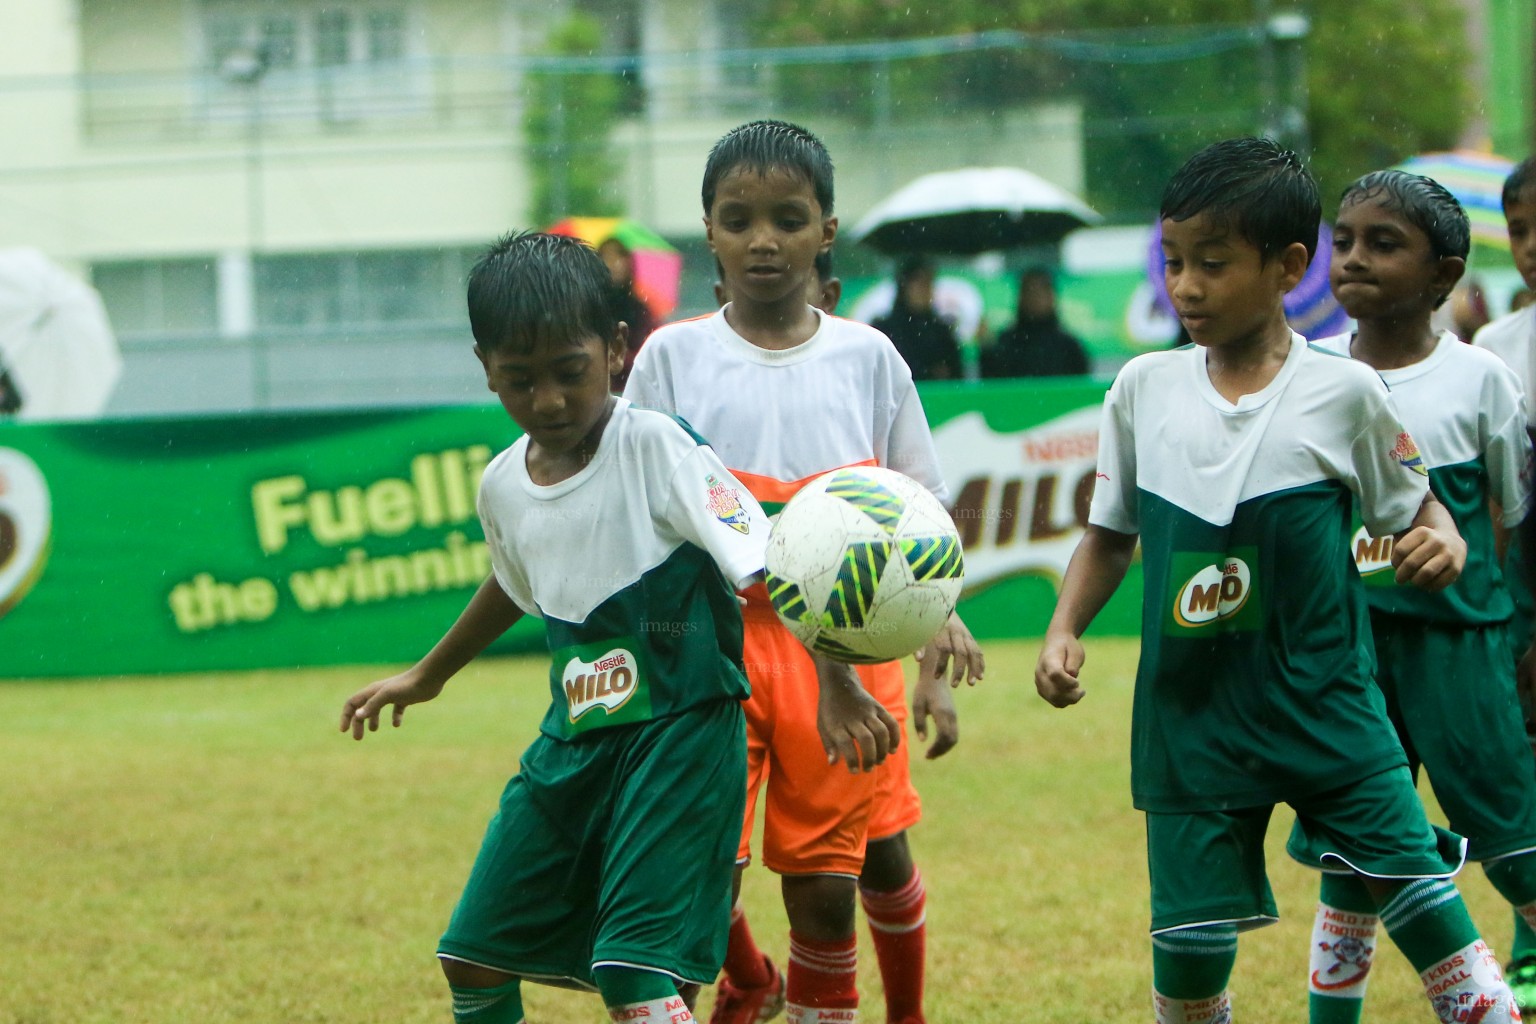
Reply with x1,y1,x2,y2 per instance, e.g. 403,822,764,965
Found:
0,0,1086,416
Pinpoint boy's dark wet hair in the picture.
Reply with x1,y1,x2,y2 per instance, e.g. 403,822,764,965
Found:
702,120,835,215
1341,170,1471,261
1504,156,1536,211
466,232,617,354
1160,137,1321,263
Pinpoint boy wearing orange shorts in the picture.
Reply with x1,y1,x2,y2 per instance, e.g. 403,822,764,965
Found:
627,121,982,1024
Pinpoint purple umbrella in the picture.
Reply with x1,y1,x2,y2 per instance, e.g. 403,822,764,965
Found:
1146,220,1348,341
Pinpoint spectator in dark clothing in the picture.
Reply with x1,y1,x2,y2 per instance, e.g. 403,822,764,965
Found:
0,360,19,415
981,268,1091,378
598,237,656,392
871,256,963,381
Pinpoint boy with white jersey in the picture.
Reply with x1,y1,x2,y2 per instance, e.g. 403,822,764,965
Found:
1475,157,1536,422
339,233,894,1024
1474,154,1536,1004
710,248,959,1024
627,121,982,1024
1301,169,1536,1022
1034,138,1520,1024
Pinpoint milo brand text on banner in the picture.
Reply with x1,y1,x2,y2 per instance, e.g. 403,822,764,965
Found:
920,378,1142,640
0,407,544,677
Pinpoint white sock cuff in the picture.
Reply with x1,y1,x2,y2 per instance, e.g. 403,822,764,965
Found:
1152,989,1231,1024
1309,902,1378,999
608,995,693,1024
1419,940,1519,1023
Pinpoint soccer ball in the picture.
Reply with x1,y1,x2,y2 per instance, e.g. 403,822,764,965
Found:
764,466,965,664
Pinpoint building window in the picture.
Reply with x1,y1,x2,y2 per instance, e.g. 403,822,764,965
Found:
92,260,219,337
367,10,405,63
254,249,475,330
315,9,352,67
200,1,422,126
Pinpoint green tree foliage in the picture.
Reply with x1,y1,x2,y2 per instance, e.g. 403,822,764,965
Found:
750,0,1470,215
524,13,624,224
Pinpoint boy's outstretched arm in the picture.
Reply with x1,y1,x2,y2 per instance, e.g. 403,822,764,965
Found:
1035,524,1138,708
340,576,524,740
1391,491,1467,593
813,651,901,773
911,646,960,759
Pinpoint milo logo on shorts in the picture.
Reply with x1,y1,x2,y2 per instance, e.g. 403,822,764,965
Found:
1165,547,1262,633
554,636,653,736
0,448,52,620
1350,525,1398,585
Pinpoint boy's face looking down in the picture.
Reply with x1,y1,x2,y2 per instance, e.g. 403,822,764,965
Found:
1160,212,1309,350
1507,185,1536,293
476,330,625,458
706,166,835,311
1330,193,1464,319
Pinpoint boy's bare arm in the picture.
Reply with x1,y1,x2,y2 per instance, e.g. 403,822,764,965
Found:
1391,491,1467,593
813,652,901,773
341,576,525,739
1035,525,1138,708
911,647,959,759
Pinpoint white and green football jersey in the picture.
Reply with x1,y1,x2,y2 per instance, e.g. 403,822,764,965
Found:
1316,331,1531,625
477,399,769,741
1475,307,1536,428
1091,334,1427,813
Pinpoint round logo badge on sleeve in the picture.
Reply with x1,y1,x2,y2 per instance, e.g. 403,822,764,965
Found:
0,448,52,619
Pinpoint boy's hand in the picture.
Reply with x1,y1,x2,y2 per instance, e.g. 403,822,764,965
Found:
815,659,900,772
1392,525,1466,592
922,611,985,687
340,670,446,740
912,649,959,759
1034,630,1086,708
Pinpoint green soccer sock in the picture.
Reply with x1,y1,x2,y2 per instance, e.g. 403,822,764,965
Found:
1484,852,1536,959
1377,877,1518,1020
1151,924,1237,1023
449,978,525,1024
1308,872,1380,1024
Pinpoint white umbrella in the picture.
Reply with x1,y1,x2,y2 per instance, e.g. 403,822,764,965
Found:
0,248,122,421
850,166,1102,255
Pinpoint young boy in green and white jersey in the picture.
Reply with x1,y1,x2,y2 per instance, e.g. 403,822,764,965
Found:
1474,154,1536,1007
1300,169,1536,1022
338,233,896,1024
1035,138,1521,1023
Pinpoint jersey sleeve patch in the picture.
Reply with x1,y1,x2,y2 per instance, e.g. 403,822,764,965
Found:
1392,432,1428,476
705,473,751,534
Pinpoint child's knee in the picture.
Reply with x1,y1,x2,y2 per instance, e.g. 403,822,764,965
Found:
859,831,914,891
439,955,516,990
782,873,858,938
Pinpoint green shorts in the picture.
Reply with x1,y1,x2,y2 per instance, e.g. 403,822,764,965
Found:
437,698,747,988
1149,767,1465,934
1372,612,1536,861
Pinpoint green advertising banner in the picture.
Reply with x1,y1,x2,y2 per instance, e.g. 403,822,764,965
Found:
0,383,1141,678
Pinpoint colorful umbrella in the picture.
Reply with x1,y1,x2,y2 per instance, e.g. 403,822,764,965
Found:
1146,219,1349,341
545,216,683,320
1393,150,1516,249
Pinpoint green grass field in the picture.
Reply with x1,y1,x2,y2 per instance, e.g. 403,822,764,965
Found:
0,637,1513,1023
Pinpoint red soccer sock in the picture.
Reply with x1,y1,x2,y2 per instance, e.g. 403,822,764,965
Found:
722,903,775,989
860,867,927,1024
786,930,859,1024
